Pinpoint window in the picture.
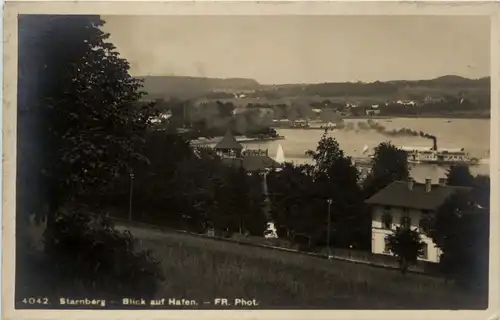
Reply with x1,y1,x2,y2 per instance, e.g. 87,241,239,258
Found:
383,237,391,254
421,243,428,260
381,212,393,229
400,216,411,229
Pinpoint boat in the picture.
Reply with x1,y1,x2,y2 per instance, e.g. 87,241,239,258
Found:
273,119,319,129
241,134,286,143
319,122,339,130
271,119,292,128
401,140,479,166
352,140,480,167
289,120,310,129
362,144,370,155
404,149,479,166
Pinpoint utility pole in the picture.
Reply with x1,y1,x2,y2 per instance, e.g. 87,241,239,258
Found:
326,198,333,258
128,172,135,221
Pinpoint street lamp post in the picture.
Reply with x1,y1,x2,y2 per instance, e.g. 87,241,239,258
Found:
128,172,135,221
326,198,333,258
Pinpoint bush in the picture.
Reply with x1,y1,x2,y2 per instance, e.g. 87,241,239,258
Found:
386,227,425,274
16,205,163,303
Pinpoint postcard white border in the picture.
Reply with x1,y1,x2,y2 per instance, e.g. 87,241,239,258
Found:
2,1,499,320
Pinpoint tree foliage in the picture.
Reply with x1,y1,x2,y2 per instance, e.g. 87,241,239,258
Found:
446,165,490,209
386,227,425,274
17,15,161,302
267,130,369,249
267,163,320,240
430,191,489,289
363,142,409,198
54,206,161,298
20,15,157,197
446,165,475,188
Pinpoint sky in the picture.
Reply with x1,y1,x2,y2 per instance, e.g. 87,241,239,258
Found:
102,15,490,85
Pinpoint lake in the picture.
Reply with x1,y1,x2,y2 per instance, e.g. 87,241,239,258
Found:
240,118,491,182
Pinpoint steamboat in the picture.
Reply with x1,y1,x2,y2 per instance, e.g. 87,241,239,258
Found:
352,138,480,167
272,119,311,129
272,119,340,130
402,137,479,166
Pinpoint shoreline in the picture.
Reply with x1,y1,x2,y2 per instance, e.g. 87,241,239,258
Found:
341,114,490,120
190,135,285,146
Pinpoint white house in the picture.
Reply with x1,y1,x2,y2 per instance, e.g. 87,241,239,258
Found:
365,177,471,263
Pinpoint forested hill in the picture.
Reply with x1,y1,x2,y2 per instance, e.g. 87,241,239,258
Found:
139,75,490,101
138,76,260,100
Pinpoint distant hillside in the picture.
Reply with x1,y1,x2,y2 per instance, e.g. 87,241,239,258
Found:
254,75,490,101
139,75,490,101
138,76,260,100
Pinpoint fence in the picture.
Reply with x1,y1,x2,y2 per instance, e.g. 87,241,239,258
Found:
112,216,444,278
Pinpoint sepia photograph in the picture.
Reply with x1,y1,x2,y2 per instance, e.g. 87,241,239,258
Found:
2,1,499,319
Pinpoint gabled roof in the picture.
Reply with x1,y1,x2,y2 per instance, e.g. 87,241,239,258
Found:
242,155,278,172
365,181,471,211
215,130,243,150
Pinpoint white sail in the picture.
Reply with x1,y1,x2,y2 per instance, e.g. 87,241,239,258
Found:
275,144,286,164
362,145,369,154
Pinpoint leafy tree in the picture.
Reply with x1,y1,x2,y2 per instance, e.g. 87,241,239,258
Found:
17,15,160,301
216,168,268,236
306,130,368,248
122,130,194,224
239,171,269,236
446,166,490,209
18,15,158,243
386,226,425,274
267,130,368,249
267,163,318,238
363,142,409,198
172,149,226,232
446,165,475,187
430,191,489,289
472,175,490,210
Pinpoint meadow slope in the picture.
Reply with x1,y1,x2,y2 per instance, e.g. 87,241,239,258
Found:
117,224,487,310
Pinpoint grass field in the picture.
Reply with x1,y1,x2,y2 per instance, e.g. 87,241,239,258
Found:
118,224,487,310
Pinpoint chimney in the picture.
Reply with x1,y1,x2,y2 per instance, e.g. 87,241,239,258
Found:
425,178,432,192
432,137,438,151
407,177,414,190
438,178,447,187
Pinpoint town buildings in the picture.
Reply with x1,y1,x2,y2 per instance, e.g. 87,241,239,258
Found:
365,177,471,263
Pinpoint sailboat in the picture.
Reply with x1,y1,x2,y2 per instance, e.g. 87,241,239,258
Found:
275,144,286,164
362,145,369,155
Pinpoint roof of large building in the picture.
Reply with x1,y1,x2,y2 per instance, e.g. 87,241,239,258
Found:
365,180,471,211
215,130,243,150
242,155,279,172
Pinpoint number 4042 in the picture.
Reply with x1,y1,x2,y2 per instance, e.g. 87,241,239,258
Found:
22,298,49,305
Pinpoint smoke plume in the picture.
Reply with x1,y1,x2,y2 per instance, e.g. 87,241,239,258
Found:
188,101,275,135
344,119,438,145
